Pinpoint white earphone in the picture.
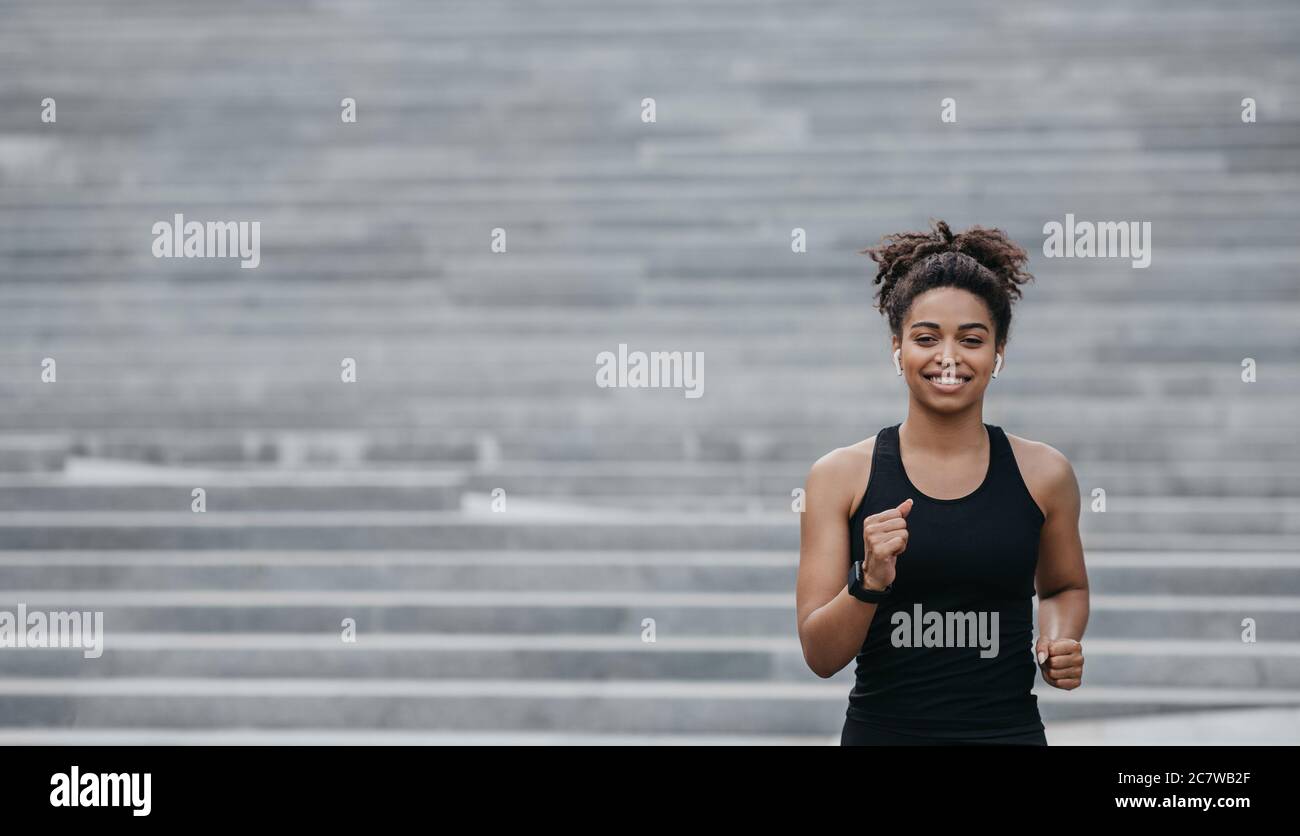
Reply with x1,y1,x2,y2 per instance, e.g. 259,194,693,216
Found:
893,349,1003,378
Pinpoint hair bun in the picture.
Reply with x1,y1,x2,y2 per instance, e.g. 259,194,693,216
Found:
859,218,1032,310
858,218,1035,345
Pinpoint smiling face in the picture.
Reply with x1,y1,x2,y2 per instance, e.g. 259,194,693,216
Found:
891,287,1002,413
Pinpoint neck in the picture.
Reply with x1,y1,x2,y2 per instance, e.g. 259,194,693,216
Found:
899,403,986,454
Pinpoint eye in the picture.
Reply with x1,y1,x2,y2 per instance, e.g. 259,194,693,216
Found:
914,335,982,345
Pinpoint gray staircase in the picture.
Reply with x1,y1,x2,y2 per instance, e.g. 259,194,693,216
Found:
0,0,1298,743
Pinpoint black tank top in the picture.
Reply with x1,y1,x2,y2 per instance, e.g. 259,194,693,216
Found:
846,422,1046,738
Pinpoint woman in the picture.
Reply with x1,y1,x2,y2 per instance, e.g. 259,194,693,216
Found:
796,219,1090,746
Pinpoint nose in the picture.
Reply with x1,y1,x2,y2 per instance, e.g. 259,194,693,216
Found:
936,350,963,379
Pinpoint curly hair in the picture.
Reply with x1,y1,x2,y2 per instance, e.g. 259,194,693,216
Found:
859,219,1034,346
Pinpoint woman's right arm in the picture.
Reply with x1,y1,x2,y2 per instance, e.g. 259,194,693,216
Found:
796,448,883,679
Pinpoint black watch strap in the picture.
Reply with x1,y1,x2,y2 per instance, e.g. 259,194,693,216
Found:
848,559,892,602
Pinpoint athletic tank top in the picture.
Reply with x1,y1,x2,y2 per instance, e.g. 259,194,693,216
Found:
846,422,1046,738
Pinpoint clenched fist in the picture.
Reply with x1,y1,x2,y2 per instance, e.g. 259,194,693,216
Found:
861,497,913,591
1035,637,1084,690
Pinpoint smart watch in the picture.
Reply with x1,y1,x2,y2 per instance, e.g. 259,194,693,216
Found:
848,559,893,603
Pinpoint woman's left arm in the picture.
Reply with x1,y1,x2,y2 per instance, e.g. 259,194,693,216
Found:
1031,444,1089,690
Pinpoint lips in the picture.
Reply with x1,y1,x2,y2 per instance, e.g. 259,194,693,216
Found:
924,373,971,391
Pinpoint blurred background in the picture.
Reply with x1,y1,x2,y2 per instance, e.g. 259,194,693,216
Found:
0,0,1298,744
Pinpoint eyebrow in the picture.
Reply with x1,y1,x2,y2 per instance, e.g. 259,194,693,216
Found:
909,321,990,333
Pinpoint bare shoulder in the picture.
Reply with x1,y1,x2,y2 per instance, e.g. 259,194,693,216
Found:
1005,431,1079,515
806,435,877,516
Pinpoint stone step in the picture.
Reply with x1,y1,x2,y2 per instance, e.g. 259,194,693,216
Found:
0,399,1294,434
0,590,1294,638
2,282,1297,314
2,149,1298,182
0,678,1294,733
1,484,1300,523
0,727,842,745
0,636,1293,689
467,464,1300,498
1,194,1297,235
1,295,1293,327
5,314,1296,343
4,458,1300,498
2,471,1299,509
0,367,1295,399
3,264,1297,302
0,484,465,511
3,126,1299,166
0,502,1294,545
6,709,1300,745
5,427,1297,469
0,550,1295,594
1,381,1293,408
0,528,1294,554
